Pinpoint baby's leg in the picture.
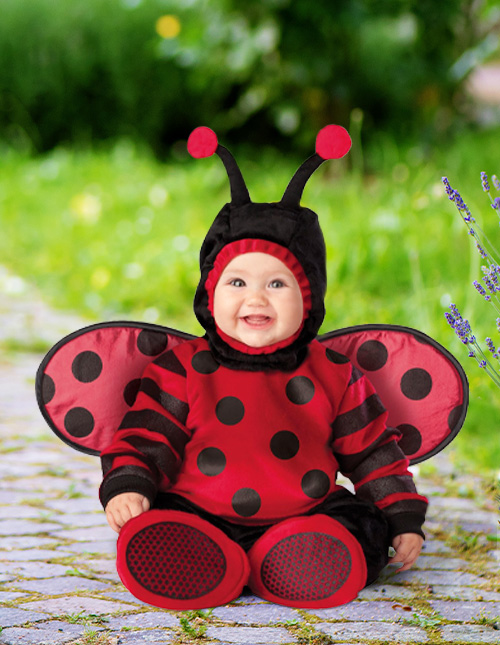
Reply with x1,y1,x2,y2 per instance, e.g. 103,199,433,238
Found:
116,510,250,610
247,514,367,608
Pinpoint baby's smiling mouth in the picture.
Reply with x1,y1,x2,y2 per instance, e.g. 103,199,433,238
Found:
242,315,273,328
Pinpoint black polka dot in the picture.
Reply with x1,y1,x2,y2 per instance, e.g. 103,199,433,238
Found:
286,376,315,405
71,351,103,383
326,348,350,364
197,447,226,476
401,368,432,400
123,379,142,407
215,397,245,425
301,470,330,499
356,341,388,371
397,424,422,456
64,407,94,438
270,431,300,460
192,351,219,374
137,330,168,356
448,405,463,431
232,488,261,517
41,374,55,404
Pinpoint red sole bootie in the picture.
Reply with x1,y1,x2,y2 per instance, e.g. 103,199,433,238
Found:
248,514,367,608
116,510,250,610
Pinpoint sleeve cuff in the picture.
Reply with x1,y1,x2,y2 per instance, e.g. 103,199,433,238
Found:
99,472,157,509
388,512,426,540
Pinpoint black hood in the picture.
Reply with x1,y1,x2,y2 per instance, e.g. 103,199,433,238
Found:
187,125,351,371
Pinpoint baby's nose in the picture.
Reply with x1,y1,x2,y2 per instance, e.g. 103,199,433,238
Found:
247,289,268,305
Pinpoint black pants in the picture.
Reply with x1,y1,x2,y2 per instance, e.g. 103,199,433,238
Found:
154,488,390,586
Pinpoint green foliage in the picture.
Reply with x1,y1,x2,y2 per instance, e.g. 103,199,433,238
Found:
1,127,499,472
0,0,497,154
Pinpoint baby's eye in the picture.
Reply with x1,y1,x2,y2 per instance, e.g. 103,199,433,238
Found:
269,279,285,289
229,278,246,287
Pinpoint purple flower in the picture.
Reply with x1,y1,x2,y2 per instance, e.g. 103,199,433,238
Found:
486,337,496,353
442,177,454,199
444,312,456,327
492,175,500,191
476,242,488,259
473,280,486,296
492,197,500,211
479,360,487,368
481,172,490,192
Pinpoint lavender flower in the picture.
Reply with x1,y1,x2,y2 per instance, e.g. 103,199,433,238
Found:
486,337,496,353
443,171,500,387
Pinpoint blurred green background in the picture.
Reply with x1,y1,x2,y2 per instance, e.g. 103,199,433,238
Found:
1,0,499,473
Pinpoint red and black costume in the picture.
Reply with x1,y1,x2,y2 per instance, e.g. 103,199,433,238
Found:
99,126,427,609
36,125,468,611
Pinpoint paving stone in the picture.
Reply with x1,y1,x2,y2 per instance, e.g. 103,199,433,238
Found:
1,561,70,578
414,555,472,570
0,621,88,645
429,586,500,601
387,568,486,587
102,591,150,606
0,491,37,505
0,549,74,561
108,629,175,644
0,506,50,520
0,607,50,627
309,600,419,622
8,575,113,594
428,497,480,511
57,539,116,555
20,595,138,615
315,621,428,642
0,591,29,602
212,604,300,625
0,573,15,583
358,583,416,600
206,626,296,643
106,611,180,629
439,624,500,643
5,477,82,493
85,558,117,574
0,520,63,536
0,536,58,550
428,600,500,621
233,593,270,604
55,512,108,527
50,525,116,542
460,522,498,534
44,497,103,513
421,540,452,554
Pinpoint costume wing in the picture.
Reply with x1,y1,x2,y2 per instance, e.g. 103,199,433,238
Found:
36,322,195,456
318,324,468,465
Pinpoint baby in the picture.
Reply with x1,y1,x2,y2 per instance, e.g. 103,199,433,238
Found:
99,126,427,610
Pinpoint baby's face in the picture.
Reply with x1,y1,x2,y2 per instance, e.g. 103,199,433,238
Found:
213,253,304,348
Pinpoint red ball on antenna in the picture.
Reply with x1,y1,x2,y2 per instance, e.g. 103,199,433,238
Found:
315,125,352,160
187,127,218,158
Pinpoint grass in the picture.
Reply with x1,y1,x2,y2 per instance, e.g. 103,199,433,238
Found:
1,127,500,472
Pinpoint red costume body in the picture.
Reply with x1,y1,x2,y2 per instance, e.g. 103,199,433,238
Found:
100,337,427,536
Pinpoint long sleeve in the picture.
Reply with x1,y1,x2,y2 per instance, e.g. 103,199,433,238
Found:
99,349,191,509
331,365,428,539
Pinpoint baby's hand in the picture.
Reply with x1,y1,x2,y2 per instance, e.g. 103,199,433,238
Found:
389,533,423,571
105,492,150,533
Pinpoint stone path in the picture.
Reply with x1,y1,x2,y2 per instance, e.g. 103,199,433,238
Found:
0,268,499,644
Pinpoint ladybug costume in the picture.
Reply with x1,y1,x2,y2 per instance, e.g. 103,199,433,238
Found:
36,125,468,610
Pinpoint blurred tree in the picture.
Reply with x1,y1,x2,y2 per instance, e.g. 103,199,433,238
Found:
0,0,497,155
